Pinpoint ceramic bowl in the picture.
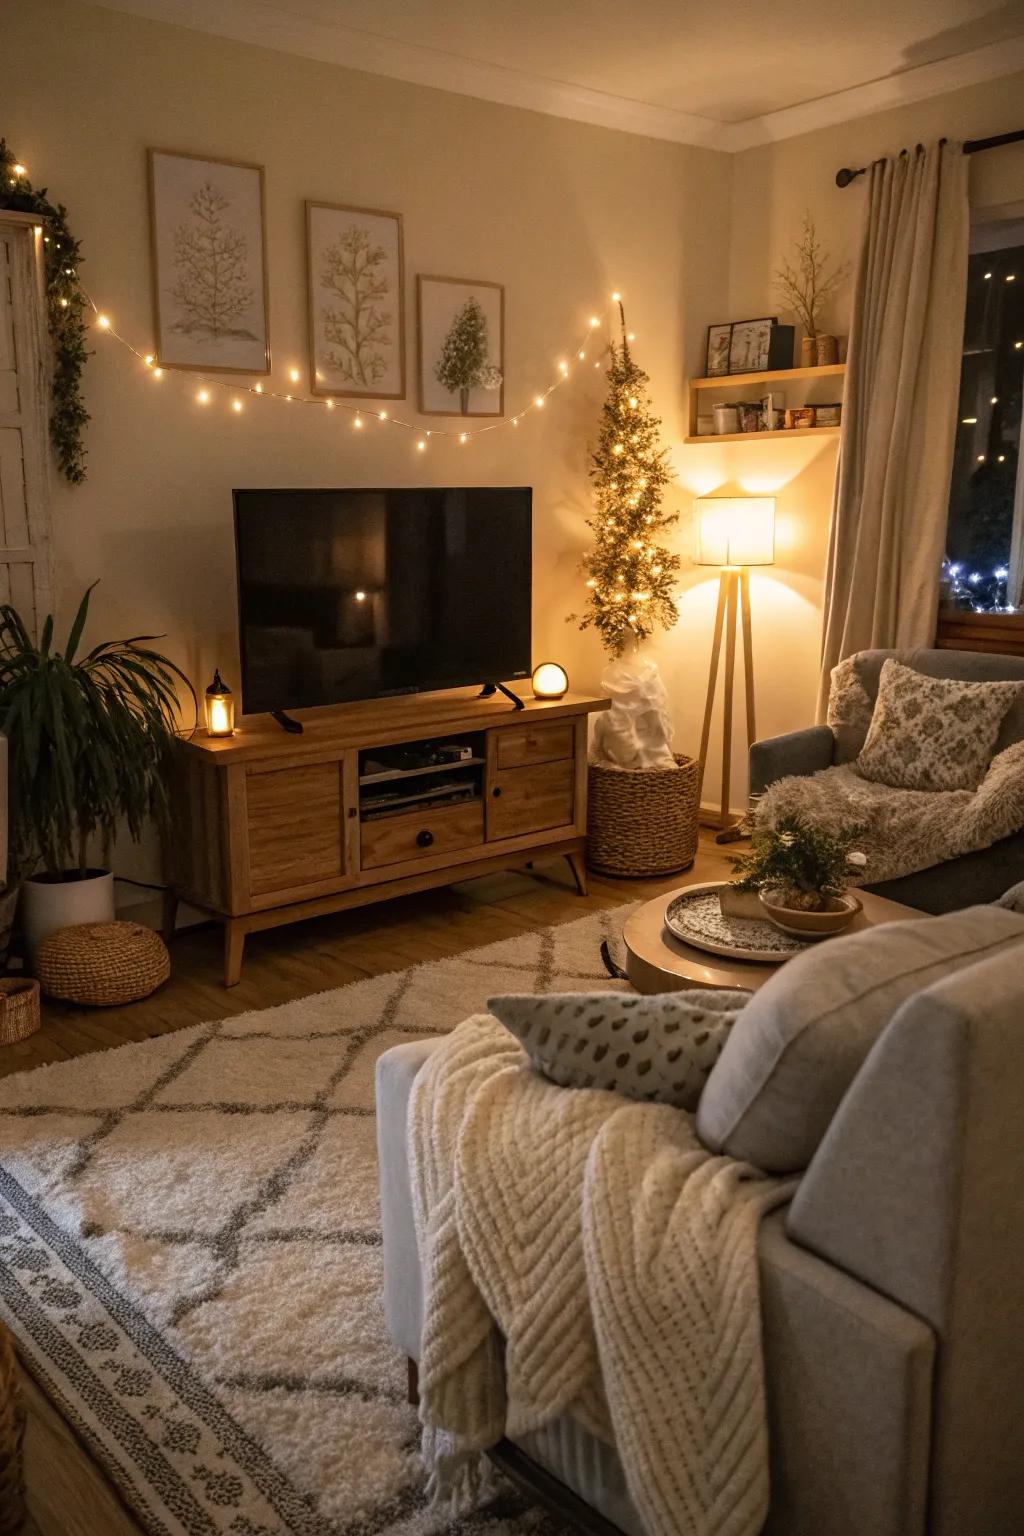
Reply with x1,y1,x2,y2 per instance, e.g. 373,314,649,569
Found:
758,889,862,941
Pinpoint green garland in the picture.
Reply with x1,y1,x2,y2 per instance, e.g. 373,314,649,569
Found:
0,139,90,483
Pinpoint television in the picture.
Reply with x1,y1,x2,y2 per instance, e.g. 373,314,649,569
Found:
233,486,532,714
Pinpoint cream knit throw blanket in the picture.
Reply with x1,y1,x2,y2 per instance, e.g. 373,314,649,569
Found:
409,1014,793,1536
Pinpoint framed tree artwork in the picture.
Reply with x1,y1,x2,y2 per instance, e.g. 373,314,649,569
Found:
417,276,504,417
147,149,270,374
305,202,405,400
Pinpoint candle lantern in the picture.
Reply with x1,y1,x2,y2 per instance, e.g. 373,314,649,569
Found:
205,669,235,737
531,662,569,699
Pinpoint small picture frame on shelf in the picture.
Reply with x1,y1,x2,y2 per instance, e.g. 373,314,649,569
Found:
705,323,732,377
728,317,790,374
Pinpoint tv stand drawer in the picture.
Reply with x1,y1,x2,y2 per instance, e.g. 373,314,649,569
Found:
488,760,574,839
361,801,484,870
496,722,574,770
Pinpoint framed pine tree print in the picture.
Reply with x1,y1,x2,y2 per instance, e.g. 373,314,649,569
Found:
306,202,406,400
417,276,504,417
147,149,270,375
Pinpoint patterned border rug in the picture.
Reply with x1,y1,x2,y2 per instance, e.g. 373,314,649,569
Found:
0,904,633,1536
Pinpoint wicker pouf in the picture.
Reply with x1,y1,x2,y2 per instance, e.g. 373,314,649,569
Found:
36,921,170,1006
586,755,700,877
0,979,41,1045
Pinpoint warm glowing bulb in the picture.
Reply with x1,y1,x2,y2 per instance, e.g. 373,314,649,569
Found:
612,443,624,455
978,454,986,462
585,578,596,588
288,367,300,382
97,314,110,329
629,396,638,408
589,317,599,328
535,395,545,407
631,539,642,550
13,164,26,177
559,361,568,374
652,563,662,575
354,590,366,602
59,297,68,308
379,410,388,420
353,415,363,429
326,398,335,409
255,382,263,393
197,388,209,404
991,396,999,404
459,432,468,443
1007,274,1017,282
152,366,163,378
998,454,1006,462
962,416,978,424
611,290,621,302
984,271,993,280
512,417,519,426
1016,341,1023,350
578,350,585,360
232,398,243,412
627,332,636,341
417,439,427,451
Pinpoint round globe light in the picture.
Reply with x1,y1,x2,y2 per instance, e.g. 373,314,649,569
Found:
532,662,569,700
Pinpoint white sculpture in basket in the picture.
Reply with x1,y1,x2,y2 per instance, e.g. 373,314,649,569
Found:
590,656,677,771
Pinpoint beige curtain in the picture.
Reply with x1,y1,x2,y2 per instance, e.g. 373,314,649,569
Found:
817,140,969,716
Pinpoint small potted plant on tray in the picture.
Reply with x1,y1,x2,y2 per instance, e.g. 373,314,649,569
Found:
0,585,193,958
726,815,867,940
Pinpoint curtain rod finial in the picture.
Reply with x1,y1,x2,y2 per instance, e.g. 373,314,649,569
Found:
835,166,864,188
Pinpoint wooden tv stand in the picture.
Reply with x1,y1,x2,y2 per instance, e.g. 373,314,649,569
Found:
167,686,609,985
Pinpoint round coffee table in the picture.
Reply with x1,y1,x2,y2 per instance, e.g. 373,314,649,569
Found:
622,882,921,994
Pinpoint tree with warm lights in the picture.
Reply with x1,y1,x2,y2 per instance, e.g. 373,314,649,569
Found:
574,303,680,657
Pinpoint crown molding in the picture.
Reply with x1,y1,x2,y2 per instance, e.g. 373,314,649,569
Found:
92,0,1024,154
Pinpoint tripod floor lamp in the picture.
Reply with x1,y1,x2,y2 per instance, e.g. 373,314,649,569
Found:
694,497,776,836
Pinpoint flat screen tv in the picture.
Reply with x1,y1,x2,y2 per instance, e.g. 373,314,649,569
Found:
234,486,532,714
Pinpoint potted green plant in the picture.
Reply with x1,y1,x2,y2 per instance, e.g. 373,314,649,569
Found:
0,585,194,957
728,815,867,939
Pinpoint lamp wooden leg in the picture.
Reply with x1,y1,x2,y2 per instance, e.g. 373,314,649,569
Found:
739,567,757,749
720,570,738,829
698,570,730,803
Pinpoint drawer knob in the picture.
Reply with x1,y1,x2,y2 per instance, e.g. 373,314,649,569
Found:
492,786,502,798
416,829,434,848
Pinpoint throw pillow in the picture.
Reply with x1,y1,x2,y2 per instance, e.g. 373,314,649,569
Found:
696,905,1024,1173
856,658,1022,792
487,989,750,1111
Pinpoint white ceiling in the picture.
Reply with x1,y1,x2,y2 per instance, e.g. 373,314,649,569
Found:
95,0,1024,148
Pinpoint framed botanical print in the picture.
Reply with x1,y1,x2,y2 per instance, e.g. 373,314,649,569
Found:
417,275,505,417
727,316,778,374
147,149,270,374
704,323,732,377
306,201,405,399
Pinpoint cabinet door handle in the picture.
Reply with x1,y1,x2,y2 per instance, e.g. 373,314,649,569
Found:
492,786,502,798
416,829,434,848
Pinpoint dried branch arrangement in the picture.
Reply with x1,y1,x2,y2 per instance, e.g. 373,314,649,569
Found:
773,214,851,339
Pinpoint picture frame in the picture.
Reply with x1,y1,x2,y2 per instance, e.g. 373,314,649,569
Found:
417,275,505,417
306,201,406,400
705,323,732,377
728,316,779,374
147,148,270,375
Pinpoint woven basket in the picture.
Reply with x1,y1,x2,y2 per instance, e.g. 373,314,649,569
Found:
587,755,700,878
0,1322,25,1536
36,921,170,1007
0,980,41,1046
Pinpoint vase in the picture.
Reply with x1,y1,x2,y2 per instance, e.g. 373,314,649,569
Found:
800,335,815,367
21,868,116,961
815,334,839,365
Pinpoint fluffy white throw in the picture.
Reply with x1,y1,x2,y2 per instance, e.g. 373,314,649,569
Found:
409,1013,793,1536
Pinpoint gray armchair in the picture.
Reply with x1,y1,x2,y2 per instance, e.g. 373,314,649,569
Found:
749,647,1024,912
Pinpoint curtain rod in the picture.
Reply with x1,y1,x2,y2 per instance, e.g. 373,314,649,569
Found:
835,128,1024,188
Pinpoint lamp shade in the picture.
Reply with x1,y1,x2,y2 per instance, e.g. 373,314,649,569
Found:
695,497,776,567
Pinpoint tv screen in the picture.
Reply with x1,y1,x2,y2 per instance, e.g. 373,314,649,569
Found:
234,487,532,713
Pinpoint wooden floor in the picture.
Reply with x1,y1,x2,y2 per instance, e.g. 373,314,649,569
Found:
0,835,739,1081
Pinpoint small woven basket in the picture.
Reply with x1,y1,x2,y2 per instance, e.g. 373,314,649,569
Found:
0,979,41,1046
587,755,700,878
36,921,170,1007
0,1322,25,1536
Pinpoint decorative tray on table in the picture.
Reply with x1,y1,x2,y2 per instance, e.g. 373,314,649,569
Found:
664,881,811,964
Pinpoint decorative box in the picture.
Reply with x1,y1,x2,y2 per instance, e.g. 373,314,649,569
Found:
785,406,817,429
815,402,842,427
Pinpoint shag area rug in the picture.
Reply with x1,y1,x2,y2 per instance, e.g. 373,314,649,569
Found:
0,905,633,1536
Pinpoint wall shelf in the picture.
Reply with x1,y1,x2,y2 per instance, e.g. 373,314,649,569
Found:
683,425,840,444
687,361,846,439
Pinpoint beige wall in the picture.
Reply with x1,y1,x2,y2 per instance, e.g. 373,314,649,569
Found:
3,0,730,881
678,70,1024,815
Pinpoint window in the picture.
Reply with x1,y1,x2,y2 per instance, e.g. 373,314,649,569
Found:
943,220,1024,615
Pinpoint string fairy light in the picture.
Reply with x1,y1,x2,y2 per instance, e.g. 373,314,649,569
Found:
79,286,625,447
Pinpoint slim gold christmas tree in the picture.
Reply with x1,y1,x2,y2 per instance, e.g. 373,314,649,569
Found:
574,304,680,657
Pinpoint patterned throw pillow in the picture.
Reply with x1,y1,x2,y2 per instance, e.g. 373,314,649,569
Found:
856,659,1022,792
487,990,749,1111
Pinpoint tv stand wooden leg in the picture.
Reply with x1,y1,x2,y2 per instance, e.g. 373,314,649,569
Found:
566,851,587,896
224,920,246,987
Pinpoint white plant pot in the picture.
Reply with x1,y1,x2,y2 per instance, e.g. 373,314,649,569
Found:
22,869,115,960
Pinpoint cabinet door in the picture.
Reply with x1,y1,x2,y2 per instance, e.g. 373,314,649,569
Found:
246,760,347,898
487,760,574,841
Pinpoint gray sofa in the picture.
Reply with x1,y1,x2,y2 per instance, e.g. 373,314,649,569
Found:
749,646,1024,911
376,931,1024,1536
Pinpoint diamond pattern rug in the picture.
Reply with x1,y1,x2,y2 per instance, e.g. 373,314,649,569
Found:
0,903,634,1536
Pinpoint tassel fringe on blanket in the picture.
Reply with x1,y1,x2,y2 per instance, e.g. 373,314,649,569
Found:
408,1015,794,1536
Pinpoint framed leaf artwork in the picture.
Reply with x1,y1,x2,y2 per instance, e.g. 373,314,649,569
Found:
306,202,406,400
147,149,270,374
417,276,505,417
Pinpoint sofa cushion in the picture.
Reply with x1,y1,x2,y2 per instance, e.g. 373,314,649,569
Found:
695,906,1024,1173
856,659,1022,792
487,989,748,1110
